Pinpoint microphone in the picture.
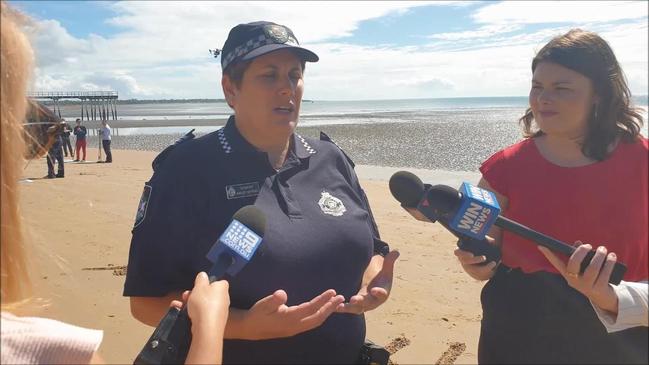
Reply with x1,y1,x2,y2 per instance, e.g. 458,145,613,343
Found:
390,171,627,285
389,171,502,264
134,205,267,365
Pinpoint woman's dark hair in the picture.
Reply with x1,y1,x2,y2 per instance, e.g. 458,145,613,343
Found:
519,29,644,161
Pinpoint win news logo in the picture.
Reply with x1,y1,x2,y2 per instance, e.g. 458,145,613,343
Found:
450,183,501,240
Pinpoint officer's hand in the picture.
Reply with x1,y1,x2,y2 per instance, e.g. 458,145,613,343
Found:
241,289,344,340
538,243,619,314
454,236,498,281
337,250,399,314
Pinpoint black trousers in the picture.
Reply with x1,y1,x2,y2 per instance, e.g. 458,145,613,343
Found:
102,140,112,162
478,265,648,364
61,136,73,157
47,147,64,177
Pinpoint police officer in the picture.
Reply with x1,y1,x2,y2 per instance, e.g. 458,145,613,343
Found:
124,21,399,364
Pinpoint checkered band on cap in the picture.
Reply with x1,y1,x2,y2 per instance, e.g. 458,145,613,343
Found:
222,30,298,70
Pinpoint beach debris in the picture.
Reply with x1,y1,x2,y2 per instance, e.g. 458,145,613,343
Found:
384,335,411,364
385,335,410,354
81,264,127,276
434,342,466,365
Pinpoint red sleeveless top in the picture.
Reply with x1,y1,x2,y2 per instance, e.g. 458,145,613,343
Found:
480,137,648,281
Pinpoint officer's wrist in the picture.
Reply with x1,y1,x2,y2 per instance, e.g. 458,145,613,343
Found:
223,307,250,340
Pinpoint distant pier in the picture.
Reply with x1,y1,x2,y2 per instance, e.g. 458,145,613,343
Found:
28,91,119,122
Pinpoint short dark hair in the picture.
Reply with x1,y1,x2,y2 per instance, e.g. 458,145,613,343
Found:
519,29,644,161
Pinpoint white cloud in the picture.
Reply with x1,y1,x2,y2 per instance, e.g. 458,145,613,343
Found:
22,1,649,100
473,1,648,24
22,19,92,68
428,24,523,41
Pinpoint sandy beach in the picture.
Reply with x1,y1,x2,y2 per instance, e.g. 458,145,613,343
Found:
18,149,485,364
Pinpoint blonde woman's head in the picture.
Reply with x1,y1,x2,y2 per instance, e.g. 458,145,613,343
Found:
1,0,34,308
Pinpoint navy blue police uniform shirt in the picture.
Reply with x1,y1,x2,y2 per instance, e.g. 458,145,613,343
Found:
124,116,389,364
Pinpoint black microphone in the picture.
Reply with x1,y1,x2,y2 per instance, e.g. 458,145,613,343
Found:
390,171,627,285
425,183,627,285
134,205,267,365
389,171,502,264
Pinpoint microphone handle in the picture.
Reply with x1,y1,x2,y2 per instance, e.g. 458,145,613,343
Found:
495,216,626,285
437,220,501,264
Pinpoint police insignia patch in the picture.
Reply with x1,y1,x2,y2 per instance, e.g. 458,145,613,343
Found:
133,184,152,228
264,24,289,43
318,191,346,217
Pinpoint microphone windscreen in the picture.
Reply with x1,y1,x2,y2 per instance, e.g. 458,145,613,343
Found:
232,205,267,237
426,185,462,215
389,171,425,207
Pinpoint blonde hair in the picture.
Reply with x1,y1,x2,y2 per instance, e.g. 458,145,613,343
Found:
1,1,34,308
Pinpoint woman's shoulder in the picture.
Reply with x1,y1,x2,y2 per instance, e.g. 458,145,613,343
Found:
615,136,648,161
305,132,351,163
482,138,535,167
623,135,648,151
1,312,103,364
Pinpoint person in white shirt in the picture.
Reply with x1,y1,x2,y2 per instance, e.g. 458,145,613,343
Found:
99,120,112,163
539,243,648,332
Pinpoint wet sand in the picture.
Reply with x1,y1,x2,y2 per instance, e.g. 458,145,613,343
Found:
86,119,520,172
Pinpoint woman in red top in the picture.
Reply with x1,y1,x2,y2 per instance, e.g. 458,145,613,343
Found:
455,29,648,364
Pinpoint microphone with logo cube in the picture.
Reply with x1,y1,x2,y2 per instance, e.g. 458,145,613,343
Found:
389,171,626,285
134,205,266,365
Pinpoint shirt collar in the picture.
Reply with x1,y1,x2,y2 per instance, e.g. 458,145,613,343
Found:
218,115,317,159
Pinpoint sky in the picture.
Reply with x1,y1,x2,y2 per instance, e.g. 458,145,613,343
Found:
10,0,649,101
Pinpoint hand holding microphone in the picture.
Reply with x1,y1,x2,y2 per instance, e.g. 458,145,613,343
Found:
539,243,621,313
175,272,230,336
169,272,230,365
389,171,627,285
135,205,267,365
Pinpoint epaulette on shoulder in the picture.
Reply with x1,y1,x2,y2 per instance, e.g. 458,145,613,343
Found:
152,129,196,171
319,131,355,168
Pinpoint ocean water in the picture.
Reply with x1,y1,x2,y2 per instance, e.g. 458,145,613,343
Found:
52,96,648,172
54,95,648,128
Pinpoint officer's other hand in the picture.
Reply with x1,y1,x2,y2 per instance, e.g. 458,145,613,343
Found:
454,236,498,281
241,289,344,340
538,243,619,314
337,250,400,314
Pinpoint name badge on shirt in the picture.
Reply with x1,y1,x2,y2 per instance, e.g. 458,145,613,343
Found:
225,182,261,200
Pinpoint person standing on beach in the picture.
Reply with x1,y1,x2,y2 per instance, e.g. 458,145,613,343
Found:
124,21,399,364
99,120,112,163
45,123,64,178
60,119,74,158
73,118,87,161
454,29,648,364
